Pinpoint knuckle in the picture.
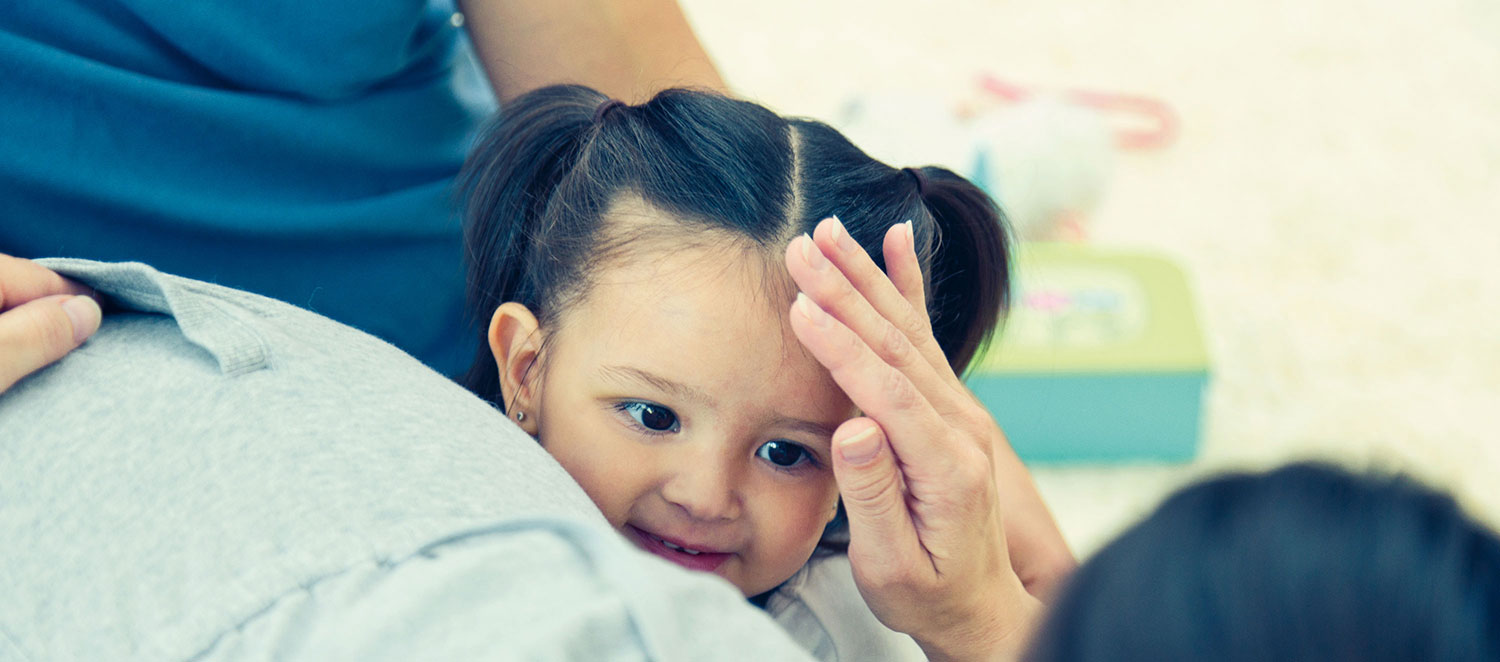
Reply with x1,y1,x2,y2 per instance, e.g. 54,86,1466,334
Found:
813,326,859,374
877,320,914,366
958,406,992,435
952,445,991,487
826,279,862,315
804,273,851,310
898,304,932,339
881,369,919,410
827,326,866,369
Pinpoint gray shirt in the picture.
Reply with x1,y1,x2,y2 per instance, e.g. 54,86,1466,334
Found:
0,259,814,661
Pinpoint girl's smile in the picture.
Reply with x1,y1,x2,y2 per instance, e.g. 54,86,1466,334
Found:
624,524,733,572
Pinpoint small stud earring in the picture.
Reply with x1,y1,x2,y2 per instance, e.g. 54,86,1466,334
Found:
514,411,526,422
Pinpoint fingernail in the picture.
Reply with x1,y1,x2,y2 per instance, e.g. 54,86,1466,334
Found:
830,216,857,254
62,295,102,344
839,426,881,465
795,292,830,328
904,220,915,249
800,234,829,271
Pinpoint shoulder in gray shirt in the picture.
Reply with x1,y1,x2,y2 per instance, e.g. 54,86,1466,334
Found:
0,259,813,662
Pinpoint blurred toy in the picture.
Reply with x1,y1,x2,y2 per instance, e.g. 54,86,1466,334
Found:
838,80,1203,463
966,93,1112,242
967,243,1208,463
835,76,1178,242
975,75,1178,152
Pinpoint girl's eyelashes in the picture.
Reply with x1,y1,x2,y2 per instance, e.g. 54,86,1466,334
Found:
615,400,680,434
613,401,823,473
755,440,820,472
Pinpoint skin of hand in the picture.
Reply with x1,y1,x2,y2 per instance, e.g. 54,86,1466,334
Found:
990,429,1075,600
784,218,1045,661
0,255,101,394
784,214,1075,603
458,0,728,103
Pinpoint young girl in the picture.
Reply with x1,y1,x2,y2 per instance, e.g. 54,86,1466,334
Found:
457,85,1062,658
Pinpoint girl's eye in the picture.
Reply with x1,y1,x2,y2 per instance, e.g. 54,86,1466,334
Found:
756,440,813,469
618,401,679,433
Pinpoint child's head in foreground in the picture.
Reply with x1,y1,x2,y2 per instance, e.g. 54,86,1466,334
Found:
1027,462,1500,661
457,84,1011,596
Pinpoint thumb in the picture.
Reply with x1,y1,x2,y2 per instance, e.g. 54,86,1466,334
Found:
0,294,102,393
833,419,922,578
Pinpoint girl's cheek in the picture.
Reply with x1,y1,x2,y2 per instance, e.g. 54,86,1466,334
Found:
781,478,840,536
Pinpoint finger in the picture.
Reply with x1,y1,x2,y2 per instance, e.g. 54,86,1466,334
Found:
815,217,961,389
785,234,958,412
882,222,997,412
830,419,930,583
787,292,961,470
0,294,102,393
881,221,930,343
0,254,95,311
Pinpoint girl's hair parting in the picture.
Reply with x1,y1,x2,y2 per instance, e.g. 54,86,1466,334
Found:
457,84,1012,409
1026,462,1500,662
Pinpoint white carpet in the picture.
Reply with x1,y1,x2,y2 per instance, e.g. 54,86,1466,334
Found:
682,0,1500,556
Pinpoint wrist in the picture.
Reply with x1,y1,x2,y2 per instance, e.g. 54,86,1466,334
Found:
916,581,1044,662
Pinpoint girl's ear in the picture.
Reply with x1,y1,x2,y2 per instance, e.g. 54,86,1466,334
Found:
488,302,543,435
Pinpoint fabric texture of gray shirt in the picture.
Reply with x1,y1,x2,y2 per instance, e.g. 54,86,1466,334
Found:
0,259,816,661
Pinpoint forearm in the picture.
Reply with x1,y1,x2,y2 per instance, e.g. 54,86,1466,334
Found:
993,437,1076,599
459,0,727,103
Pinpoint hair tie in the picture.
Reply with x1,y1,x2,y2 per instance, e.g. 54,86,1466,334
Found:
902,167,929,198
593,99,627,123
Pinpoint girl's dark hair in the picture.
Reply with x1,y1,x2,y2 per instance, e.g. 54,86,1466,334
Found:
457,84,1011,405
1027,463,1500,662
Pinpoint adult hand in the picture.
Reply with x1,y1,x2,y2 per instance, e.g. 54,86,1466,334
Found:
785,214,1074,602
0,255,101,394
784,218,1045,661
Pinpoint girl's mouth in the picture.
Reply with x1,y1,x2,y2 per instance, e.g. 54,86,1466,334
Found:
624,524,732,572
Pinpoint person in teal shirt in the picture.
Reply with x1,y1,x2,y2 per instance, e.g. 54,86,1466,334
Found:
0,0,725,376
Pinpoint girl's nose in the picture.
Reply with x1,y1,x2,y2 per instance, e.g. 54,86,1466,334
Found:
660,449,742,522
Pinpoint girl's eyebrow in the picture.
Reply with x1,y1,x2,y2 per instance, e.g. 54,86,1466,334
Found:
598,364,712,406
767,417,838,444
598,364,837,441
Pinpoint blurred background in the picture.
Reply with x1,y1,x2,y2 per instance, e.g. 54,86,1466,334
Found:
679,0,1500,556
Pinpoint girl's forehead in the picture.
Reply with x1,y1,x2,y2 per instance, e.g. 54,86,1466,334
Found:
577,240,792,343
591,195,788,272
584,198,797,314
548,241,849,418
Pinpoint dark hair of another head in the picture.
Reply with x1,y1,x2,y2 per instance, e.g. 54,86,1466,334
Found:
1026,462,1500,662
456,84,1012,407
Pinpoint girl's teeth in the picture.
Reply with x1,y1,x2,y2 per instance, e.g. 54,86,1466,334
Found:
661,539,702,555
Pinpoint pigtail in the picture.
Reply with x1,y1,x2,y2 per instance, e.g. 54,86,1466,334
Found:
912,166,1013,375
457,84,607,405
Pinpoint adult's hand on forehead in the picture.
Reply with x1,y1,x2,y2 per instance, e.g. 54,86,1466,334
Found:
783,217,1051,661
0,254,101,394
793,216,1074,600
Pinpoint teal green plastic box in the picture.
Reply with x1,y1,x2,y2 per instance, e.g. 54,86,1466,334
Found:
965,244,1210,463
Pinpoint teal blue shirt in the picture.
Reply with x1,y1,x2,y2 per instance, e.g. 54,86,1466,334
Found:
0,0,496,375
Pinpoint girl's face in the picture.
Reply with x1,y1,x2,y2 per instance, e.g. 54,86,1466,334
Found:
495,239,851,596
